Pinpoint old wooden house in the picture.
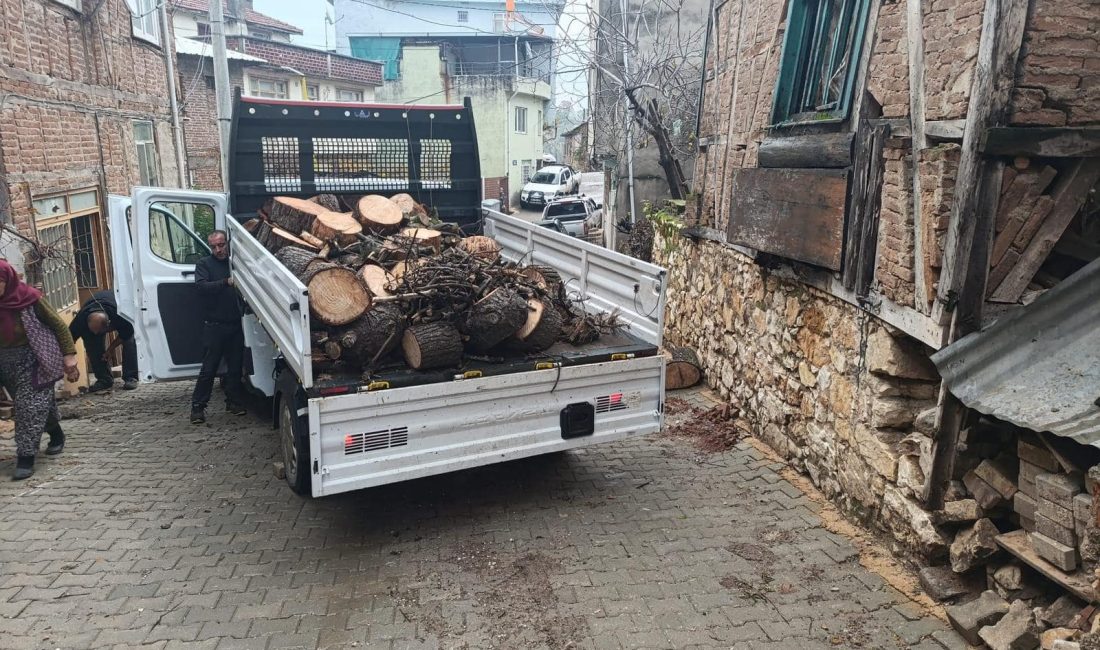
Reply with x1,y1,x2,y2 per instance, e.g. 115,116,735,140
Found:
670,0,1100,594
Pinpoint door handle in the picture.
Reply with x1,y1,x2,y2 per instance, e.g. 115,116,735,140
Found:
181,270,196,278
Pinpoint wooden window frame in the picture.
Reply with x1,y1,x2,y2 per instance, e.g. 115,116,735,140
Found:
249,77,289,99
131,0,161,46
771,0,871,126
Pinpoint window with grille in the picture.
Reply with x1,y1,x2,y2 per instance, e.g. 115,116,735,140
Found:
130,0,161,45
336,88,363,102
515,106,528,134
133,121,160,186
249,77,289,99
457,10,469,22
197,22,211,38
34,223,79,310
70,214,99,288
772,0,871,125
307,84,320,101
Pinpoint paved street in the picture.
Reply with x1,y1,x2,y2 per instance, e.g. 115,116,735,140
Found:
0,384,965,649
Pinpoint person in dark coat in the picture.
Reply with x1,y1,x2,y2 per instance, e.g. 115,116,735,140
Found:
68,290,138,392
189,230,246,424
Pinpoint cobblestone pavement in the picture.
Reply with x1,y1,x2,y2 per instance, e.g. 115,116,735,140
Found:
0,383,966,649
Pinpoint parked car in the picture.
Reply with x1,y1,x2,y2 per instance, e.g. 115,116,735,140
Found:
542,195,603,239
520,165,580,209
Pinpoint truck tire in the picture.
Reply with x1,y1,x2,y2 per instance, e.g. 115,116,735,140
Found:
278,394,311,496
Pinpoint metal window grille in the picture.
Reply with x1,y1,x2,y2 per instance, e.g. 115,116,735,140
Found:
35,223,79,310
261,137,301,192
69,214,99,288
457,10,469,22
419,139,452,189
312,138,410,192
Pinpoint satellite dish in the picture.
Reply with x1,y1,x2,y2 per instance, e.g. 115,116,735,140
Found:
122,0,140,14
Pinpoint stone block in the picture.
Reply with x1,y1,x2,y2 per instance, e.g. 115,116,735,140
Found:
978,599,1042,650
1075,493,1092,527
1052,641,1081,650
1031,532,1078,572
1036,511,1078,548
965,470,1008,511
946,590,1010,645
914,406,937,435
976,459,1020,500
1020,460,1046,487
1015,493,1038,522
1039,499,1076,529
1042,628,1079,650
920,565,979,602
1040,595,1086,628
991,562,1043,601
951,518,1001,573
937,499,984,525
1021,516,1036,533
1019,439,1060,473
882,486,949,558
1038,472,1084,506
1021,475,1037,498
866,327,939,380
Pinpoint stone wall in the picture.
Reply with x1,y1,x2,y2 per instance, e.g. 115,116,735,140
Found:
659,237,948,559
1010,0,1100,126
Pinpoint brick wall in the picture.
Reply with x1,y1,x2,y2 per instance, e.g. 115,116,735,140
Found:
177,56,247,191
483,176,509,211
875,139,916,306
0,0,179,238
922,0,984,121
866,0,909,119
226,37,383,87
1010,0,1100,126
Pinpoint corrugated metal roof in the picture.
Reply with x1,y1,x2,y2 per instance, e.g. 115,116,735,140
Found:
175,36,267,62
932,256,1100,444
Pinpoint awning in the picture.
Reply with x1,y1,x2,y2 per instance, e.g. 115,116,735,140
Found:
931,256,1100,444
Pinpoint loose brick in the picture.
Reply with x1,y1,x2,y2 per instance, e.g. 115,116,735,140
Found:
1037,472,1084,505
1074,493,1092,526
1039,499,1077,529
946,590,1010,645
1014,493,1038,522
1018,442,1060,473
976,460,1019,500
1036,511,1078,547
965,471,1008,510
1030,532,1078,572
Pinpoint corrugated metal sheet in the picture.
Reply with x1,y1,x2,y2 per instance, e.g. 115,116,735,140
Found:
932,256,1100,445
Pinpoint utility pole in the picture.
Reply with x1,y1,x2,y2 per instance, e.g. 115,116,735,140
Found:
210,0,233,191
160,1,188,188
619,0,637,227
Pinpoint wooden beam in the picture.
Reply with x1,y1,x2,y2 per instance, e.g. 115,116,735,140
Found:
757,133,854,169
869,117,912,138
923,0,1029,510
907,0,931,312
932,0,1029,325
925,119,967,141
982,127,1100,158
989,159,1100,302
989,165,1057,265
855,126,889,295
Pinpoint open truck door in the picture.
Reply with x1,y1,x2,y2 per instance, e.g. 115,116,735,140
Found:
108,188,227,381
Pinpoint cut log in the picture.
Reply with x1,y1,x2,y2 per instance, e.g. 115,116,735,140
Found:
309,194,341,212
399,227,443,253
270,196,328,235
390,193,430,226
512,298,563,352
521,265,564,298
463,288,529,352
665,346,703,390
299,231,325,248
271,226,319,252
328,304,406,365
242,218,262,234
402,322,463,370
275,246,320,277
458,235,502,262
359,264,394,298
311,211,362,246
300,262,372,326
355,195,404,233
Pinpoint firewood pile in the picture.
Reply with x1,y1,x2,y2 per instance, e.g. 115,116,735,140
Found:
242,193,622,373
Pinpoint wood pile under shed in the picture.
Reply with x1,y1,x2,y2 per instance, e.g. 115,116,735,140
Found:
243,193,622,373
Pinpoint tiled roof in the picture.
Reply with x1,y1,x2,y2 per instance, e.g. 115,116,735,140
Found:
171,0,304,35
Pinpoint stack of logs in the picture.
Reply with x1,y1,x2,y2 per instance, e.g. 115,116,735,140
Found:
243,193,620,372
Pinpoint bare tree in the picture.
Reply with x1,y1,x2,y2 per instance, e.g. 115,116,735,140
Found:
551,0,706,201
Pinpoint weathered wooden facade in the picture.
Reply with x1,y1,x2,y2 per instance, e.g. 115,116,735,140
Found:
667,0,1100,563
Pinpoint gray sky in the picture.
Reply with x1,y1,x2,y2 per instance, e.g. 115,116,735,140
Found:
253,0,335,50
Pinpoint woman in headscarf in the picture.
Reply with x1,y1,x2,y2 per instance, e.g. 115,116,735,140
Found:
0,260,79,480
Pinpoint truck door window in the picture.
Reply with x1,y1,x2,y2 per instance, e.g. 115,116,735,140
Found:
148,202,214,265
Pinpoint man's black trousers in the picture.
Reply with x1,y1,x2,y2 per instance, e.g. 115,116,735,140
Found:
85,334,138,386
190,322,245,409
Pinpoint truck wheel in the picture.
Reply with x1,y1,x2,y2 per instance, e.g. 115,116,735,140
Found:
278,396,310,496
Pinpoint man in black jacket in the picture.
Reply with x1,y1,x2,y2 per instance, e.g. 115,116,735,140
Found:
69,291,139,392
190,230,247,424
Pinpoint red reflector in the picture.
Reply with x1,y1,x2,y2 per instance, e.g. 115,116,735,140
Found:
610,393,623,404
344,435,355,447
319,386,352,396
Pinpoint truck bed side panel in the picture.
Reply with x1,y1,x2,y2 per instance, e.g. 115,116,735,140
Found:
310,356,664,497
227,218,313,388
483,210,666,346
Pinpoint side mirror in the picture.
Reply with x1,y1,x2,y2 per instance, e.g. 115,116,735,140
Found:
595,203,603,210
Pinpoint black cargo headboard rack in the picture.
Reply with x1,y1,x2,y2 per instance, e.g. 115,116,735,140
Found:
228,94,483,230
